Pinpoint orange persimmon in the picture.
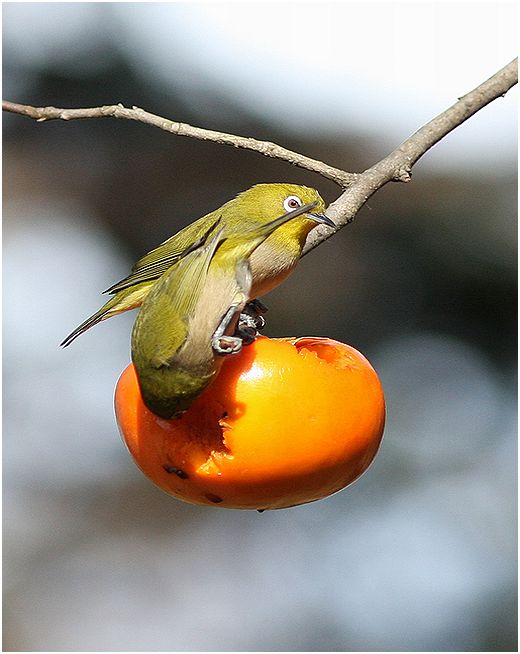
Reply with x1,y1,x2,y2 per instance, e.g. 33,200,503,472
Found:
115,336,385,510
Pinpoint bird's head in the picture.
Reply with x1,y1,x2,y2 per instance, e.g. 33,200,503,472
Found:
235,183,332,234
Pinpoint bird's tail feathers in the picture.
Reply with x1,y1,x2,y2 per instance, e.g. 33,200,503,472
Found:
60,286,147,347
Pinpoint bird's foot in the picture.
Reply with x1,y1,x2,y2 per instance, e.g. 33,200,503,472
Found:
212,300,269,355
235,322,257,345
212,335,243,356
242,299,268,331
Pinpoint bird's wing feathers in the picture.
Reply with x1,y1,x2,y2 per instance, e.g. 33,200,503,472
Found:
172,225,224,320
134,224,225,368
104,211,222,295
146,224,224,325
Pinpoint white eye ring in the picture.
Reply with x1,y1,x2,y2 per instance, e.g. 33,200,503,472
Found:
283,195,303,212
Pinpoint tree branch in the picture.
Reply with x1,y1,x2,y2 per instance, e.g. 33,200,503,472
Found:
3,57,517,257
303,58,517,254
1,100,356,187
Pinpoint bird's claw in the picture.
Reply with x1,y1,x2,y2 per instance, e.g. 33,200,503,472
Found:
212,335,243,355
212,300,269,355
235,324,257,345
242,299,268,331
253,314,266,330
236,308,266,346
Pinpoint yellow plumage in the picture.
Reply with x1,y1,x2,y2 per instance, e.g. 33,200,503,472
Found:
61,183,331,347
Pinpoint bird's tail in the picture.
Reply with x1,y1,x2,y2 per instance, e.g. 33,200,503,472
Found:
60,284,149,347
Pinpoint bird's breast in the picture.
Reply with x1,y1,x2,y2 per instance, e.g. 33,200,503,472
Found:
249,239,300,298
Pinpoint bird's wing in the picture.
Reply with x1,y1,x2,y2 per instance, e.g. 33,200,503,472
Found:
171,223,224,319
104,211,222,295
135,225,225,368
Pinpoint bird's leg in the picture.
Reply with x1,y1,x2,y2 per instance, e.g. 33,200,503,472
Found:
212,305,243,355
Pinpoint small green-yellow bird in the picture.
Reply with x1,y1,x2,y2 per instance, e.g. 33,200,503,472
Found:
61,184,332,347
131,201,327,418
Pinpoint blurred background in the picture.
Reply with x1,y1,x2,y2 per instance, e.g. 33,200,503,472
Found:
3,2,517,651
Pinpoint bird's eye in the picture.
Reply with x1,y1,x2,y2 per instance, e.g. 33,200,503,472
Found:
283,195,303,212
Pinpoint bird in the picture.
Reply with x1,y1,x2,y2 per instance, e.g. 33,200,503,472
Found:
131,200,330,418
60,183,333,347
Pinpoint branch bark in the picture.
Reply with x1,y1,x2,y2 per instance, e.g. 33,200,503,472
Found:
1,100,356,187
303,58,517,254
3,57,517,256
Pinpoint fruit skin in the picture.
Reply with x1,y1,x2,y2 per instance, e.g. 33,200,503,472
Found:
115,336,385,510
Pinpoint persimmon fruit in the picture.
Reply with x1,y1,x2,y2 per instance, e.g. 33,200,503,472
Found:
115,336,385,510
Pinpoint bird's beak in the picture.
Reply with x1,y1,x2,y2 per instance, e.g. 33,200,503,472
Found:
309,212,335,228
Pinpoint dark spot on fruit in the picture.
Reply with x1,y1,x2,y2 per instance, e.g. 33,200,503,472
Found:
162,465,189,479
205,493,223,503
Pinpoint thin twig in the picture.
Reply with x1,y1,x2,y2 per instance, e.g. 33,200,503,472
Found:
1,100,356,187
